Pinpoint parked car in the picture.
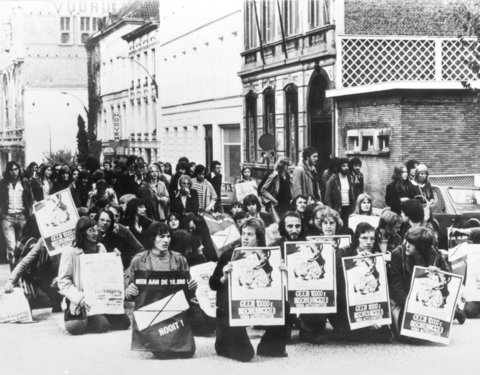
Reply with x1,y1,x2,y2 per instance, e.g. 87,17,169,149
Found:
430,185,480,248
221,182,235,212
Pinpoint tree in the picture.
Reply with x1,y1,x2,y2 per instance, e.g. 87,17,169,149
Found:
76,115,90,162
43,148,76,165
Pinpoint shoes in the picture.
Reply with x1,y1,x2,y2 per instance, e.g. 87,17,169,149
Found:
455,308,466,325
257,346,288,357
299,329,327,344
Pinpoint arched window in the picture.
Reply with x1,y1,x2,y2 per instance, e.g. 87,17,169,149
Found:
263,87,275,139
245,91,257,162
284,84,298,162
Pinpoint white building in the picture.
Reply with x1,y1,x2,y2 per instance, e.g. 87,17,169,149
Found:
0,0,124,169
158,0,243,182
88,0,159,163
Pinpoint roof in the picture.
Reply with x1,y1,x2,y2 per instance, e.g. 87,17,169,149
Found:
115,0,159,21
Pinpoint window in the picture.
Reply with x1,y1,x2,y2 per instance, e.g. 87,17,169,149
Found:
284,85,298,162
245,0,258,49
282,0,299,36
346,128,391,156
308,0,330,29
60,17,71,44
223,126,242,183
263,88,275,137
79,17,100,44
361,136,373,151
260,0,276,43
245,92,257,162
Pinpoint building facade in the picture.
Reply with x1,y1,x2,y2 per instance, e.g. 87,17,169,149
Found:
157,0,244,183
0,0,123,170
327,0,480,206
86,0,159,164
239,0,337,176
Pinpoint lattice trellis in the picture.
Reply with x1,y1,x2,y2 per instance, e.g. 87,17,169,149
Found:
430,175,476,187
442,39,480,81
341,37,480,88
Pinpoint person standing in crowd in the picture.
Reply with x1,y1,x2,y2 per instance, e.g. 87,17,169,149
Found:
325,158,355,228
125,222,198,359
188,162,197,178
167,212,182,232
51,165,71,194
406,159,419,182
210,218,287,361
171,175,199,217
412,163,434,207
156,161,172,186
320,157,339,200
96,209,144,270
385,164,415,215
58,217,131,335
133,162,147,195
118,155,138,197
261,157,293,218
25,162,39,180
292,147,322,203
137,164,169,221
349,157,364,201
102,160,112,173
169,160,189,201
0,161,34,266
31,164,53,201
191,164,218,212
163,162,173,177
70,171,91,208
237,166,256,186
121,198,152,248
290,195,308,220
87,179,118,209
389,227,451,339
206,160,223,212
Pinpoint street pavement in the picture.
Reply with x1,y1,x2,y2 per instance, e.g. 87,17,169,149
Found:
0,264,478,375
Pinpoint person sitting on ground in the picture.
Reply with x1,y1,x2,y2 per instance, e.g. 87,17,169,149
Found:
167,212,181,232
57,217,131,335
242,193,272,227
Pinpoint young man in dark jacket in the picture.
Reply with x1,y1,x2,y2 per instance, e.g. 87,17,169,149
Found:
325,158,355,228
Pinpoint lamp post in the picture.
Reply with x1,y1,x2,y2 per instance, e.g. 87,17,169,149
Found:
117,55,158,98
60,91,89,116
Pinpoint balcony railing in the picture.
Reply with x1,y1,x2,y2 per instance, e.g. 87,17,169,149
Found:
338,36,480,88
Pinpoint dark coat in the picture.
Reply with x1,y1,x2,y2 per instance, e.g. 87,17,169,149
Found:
0,178,34,218
99,224,144,269
171,189,199,217
385,180,415,215
325,173,355,213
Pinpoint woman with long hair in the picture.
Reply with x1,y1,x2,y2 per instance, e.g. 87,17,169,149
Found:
121,198,152,247
372,209,402,260
51,165,72,194
137,163,170,221
125,222,198,358
261,157,292,218
171,174,199,217
57,217,130,335
210,218,287,361
389,227,451,339
385,164,415,215
32,164,53,201
412,163,435,220
352,193,373,215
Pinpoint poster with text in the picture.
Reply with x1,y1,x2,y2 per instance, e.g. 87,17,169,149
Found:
348,215,380,232
401,266,463,344
285,241,336,314
235,181,258,203
463,244,480,301
342,253,391,330
34,188,79,256
307,235,352,251
229,246,284,326
80,253,125,316
0,288,33,323
131,271,195,354
189,262,217,317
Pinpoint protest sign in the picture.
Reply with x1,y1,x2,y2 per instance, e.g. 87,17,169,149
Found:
229,246,284,326
342,253,391,329
285,241,336,314
189,262,217,317
348,215,380,232
235,181,257,203
460,244,480,301
401,266,463,344
80,253,125,316
132,271,195,355
0,288,33,323
34,189,79,256
202,212,241,257
307,235,351,250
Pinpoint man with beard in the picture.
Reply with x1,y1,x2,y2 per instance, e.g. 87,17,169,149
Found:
325,157,354,228
270,211,305,251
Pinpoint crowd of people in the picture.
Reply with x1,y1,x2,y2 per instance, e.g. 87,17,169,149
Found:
0,148,472,361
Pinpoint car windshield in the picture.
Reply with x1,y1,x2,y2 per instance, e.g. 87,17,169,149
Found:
447,188,480,211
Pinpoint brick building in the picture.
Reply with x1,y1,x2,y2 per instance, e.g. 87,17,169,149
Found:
327,0,480,206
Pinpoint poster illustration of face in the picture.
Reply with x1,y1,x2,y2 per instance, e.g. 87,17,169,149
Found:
293,242,326,281
236,249,273,289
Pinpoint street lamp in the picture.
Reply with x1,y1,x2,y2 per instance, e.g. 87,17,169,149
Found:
117,55,158,98
60,91,89,116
